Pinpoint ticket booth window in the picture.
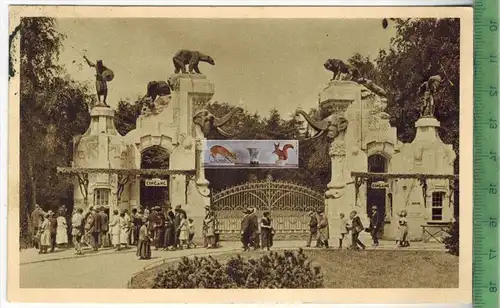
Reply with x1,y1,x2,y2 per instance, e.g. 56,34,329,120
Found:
94,188,110,208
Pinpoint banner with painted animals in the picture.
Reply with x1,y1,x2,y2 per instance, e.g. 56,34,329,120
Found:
202,140,299,168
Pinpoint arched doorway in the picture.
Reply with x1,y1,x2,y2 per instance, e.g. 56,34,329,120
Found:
140,146,170,209
366,154,388,219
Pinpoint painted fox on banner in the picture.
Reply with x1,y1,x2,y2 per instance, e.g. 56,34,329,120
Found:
209,145,237,163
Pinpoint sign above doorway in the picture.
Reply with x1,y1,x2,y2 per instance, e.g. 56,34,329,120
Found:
371,181,389,189
145,178,169,187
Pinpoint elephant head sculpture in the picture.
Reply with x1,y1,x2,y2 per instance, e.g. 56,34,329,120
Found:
193,107,244,138
296,110,349,141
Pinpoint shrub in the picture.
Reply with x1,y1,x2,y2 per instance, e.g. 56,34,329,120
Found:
152,249,324,289
444,218,459,256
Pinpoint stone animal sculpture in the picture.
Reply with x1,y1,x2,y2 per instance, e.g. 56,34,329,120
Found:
192,107,244,138
418,75,442,117
209,145,237,163
324,59,361,81
295,110,349,141
173,50,215,74
356,78,387,98
83,55,114,106
143,81,171,102
272,143,294,161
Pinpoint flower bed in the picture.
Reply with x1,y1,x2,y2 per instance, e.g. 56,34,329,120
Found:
129,249,459,289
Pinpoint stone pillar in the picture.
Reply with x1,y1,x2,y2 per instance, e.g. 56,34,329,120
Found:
169,74,214,241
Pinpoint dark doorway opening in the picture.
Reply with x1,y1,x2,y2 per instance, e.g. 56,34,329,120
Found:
140,146,170,210
366,154,388,220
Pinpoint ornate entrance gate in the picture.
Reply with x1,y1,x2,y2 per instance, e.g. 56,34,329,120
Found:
211,177,325,240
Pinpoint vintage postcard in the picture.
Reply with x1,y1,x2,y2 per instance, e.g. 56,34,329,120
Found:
202,140,299,168
8,5,472,305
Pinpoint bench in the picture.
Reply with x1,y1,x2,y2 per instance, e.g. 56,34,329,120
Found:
421,223,452,243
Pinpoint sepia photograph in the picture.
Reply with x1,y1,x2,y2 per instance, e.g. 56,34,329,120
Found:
7,6,472,304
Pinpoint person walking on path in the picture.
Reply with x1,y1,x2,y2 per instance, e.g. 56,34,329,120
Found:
163,211,175,250
71,208,84,255
109,210,122,251
368,205,382,247
123,209,132,245
48,211,58,252
177,212,189,250
120,212,130,249
396,210,410,247
30,204,45,249
306,211,318,247
56,211,68,247
174,205,186,249
89,208,101,251
204,210,216,249
349,210,366,250
131,208,142,245
38,213,52,254
152,206,165,250
317,210,330,248
240,209,252,251
99,207,109,248
338,212,350,249
260,211,273,251
137,217,152,260
247,207,259,250
187,218,197,248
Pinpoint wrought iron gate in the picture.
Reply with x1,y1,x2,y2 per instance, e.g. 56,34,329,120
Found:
211,177,325,240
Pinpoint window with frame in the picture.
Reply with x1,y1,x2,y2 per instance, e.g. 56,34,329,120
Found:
431,191,445,221
94,188,110,207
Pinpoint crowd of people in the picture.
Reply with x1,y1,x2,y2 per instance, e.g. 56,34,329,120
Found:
306,205,410,249
29,203,221,260
30,202,411,257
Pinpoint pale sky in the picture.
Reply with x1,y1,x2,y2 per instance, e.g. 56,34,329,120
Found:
56,18,396,118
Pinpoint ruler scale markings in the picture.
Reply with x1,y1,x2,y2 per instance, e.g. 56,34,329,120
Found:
474,0,499,306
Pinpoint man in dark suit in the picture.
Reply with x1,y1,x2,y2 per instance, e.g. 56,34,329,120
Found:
99,207,109,248
306,211,318,247
349,210,366,250
89,208,101,251
240,209,251,251
247,208,259,250
369,205,382,247
48,210,58,252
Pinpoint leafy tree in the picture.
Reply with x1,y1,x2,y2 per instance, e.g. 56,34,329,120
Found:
114,97,143,136
18,17,92,245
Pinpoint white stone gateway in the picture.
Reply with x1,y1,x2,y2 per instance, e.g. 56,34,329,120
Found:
299,79,456,241
72,74,218,239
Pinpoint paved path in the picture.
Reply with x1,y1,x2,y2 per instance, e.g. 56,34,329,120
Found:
20,240,445,289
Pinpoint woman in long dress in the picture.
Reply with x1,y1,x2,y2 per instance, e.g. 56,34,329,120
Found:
119,212,129,248
109,210,122,251
137,218,152,260
56,214,68,247
204,211,216,249
163,212,175,250
177,213,189,250
260,211,273,251
38,214,51,254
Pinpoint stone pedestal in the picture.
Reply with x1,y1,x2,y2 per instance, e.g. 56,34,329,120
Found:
73,106,137,214
414,117,441,142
